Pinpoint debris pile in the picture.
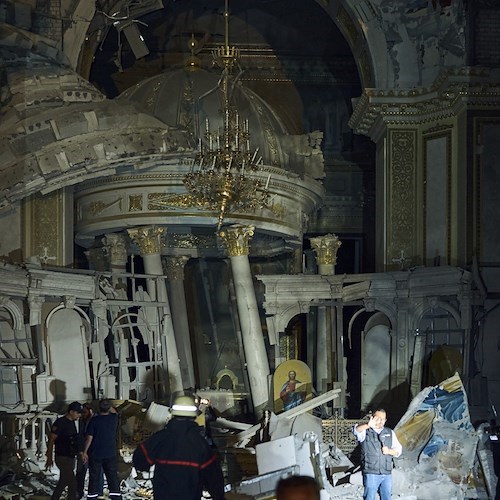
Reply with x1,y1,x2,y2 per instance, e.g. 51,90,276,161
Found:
0,375,495,499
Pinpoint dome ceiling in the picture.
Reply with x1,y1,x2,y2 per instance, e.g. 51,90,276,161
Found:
86,0,359,105
118,68,290,172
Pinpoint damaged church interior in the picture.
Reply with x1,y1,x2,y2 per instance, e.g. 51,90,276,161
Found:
1,0,500,498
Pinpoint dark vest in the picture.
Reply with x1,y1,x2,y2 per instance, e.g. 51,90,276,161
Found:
360,427,394,475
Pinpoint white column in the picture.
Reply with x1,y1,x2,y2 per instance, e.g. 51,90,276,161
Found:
128,226,183,394
39,415,48,456
163,256,196,389
30,419,37,454
219,224,270,411
310,234,342,394
316,305,328,393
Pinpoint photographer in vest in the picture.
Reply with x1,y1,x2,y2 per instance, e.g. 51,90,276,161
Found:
353,408,402,500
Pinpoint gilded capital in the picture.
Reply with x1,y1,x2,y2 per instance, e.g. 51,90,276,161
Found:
128,226,165,255
309,234,342,265
102,233,129,264
162,256,190,281
219,225,255,257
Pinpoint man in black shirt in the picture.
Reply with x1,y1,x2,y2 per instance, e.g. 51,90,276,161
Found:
76,403,104,499
82,398,122,500
46,401,83,500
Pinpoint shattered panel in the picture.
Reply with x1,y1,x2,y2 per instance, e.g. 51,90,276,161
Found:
394,373,479,499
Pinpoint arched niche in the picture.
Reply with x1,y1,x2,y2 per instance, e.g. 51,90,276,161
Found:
110,311,159,402
0,298,32,405
46,305,92,403
278,313,309,363
415,301,463,389
361,312,392,412
348,308,394,413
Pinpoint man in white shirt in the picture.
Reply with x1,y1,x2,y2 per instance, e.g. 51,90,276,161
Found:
353,408,402,500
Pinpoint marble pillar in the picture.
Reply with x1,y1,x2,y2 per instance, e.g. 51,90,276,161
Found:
28,293,45,374
219,224,270,411
128,226,183,394
316,305,329,393
163,256,196,389
309,234,341,394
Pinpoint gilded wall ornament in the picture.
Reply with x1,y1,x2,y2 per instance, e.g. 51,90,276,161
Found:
129,195,143,212
24,192,61,266
147,192,201,209
167,233,208,249
90,198,121,216
389,130,416,264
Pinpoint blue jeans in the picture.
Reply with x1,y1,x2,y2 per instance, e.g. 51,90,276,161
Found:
363,473,392,500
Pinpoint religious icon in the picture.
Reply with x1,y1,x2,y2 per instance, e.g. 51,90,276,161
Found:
273,360,312,413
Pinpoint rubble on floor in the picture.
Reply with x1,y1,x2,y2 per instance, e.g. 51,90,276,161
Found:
0,376,496,499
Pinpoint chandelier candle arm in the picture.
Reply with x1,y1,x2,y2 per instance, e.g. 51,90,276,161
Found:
182,0,270,232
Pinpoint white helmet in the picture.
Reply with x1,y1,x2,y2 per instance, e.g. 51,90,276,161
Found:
171,394,198,417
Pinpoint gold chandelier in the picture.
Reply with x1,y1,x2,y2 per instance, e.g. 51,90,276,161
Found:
183,0,270,231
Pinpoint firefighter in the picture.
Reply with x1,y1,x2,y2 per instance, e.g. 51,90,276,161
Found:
132,394,225,500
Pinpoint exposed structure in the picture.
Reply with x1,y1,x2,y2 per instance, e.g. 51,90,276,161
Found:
1,0,500,498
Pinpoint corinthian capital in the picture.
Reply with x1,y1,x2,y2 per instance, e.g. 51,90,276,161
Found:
162,256,190,280
309,234,342,268
128,226,165,255
102,233,128,265
219,224,255,257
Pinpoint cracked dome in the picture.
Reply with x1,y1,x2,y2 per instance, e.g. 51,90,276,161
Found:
118,67,324,179
0,25,192,211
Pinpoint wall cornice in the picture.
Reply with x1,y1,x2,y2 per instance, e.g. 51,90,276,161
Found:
349,67,500,138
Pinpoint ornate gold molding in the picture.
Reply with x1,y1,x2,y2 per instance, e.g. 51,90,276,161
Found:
128,226,165,255
148,192,202,209
218,224,255,257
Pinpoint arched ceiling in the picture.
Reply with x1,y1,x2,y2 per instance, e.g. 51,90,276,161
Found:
83,0,361,100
